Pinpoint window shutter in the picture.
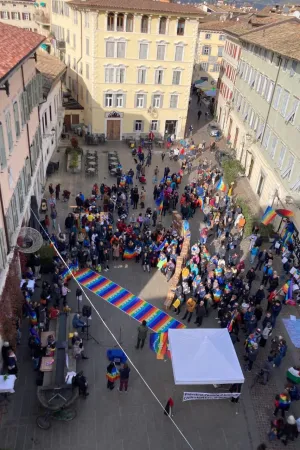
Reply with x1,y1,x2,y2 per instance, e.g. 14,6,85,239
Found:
151,94,155,107
0,228,7,269
134,94,137,108
38,73,43,103
13,102,20,138
0,122,7,170
141,121,144,132
23,90,29,121
160,94,164,108
123,93,127,108
144,94,147,109
5,112,13,153
156,120,160,133
20,93,25,127
133,120,137,132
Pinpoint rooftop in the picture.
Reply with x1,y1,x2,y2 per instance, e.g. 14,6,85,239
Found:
0,22,45,82
36,50,66,96
67,0,201,15
199,20,237,31
223,14,286,36
240,18,300,61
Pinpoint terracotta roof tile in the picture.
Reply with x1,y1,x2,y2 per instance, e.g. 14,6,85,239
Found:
223,14,287,36
199,20,236,31
36,50,66,96
240,19,300,61
0,22,45,81
68,0,201,15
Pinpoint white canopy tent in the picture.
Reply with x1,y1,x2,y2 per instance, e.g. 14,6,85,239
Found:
168,328,244,385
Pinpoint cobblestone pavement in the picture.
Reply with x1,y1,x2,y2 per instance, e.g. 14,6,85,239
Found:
1,96,299,449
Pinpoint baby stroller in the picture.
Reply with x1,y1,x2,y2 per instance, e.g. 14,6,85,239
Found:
40,198,48,213
63,190,71,201
139,175,147,184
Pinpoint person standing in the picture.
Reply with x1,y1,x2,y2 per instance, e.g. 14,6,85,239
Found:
118,363,131,392
152,209,158,227
197,110,202,121
106,362,119,391
49,183,54,196
182,297,196,323
142,252,150,273
161,152,165,162
136,320,148,349
194,301,206,327
50,207,57,230
188,124,193,137
55,184,61,200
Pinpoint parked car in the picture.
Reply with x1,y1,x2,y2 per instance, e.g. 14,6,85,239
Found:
207,123,221,138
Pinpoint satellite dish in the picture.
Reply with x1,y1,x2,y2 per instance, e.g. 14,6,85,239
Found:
16,227,44,253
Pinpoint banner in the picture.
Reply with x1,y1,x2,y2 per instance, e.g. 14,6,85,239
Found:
183,392,240,402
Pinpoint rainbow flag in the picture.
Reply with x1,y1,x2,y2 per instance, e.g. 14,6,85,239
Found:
155,194,164,211
216,178,227,192
106,366,120,382
123,247,137,260
153,239,167,252
213,288,222,301
261,206,277,225
149,332,168,360
286,278,295,305
282,281,289,294
227,318,234,333
279,393,290,406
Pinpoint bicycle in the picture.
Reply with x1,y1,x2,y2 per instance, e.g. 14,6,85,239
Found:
36,407,77,430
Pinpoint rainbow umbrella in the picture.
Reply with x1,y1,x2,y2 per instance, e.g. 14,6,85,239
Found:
275,209,294,218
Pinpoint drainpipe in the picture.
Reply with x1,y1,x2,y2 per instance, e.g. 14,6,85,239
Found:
76,10,83,103
21,65,33,175
0,185,10,253
260,56,282,144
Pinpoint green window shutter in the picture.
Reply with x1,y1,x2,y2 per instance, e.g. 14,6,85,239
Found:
13,101,20,138
27,81,33,115
23,91,29,121
5,112,13,153
38,73,44,103
0,228,7,269
20,93,25,127
0,122,7,170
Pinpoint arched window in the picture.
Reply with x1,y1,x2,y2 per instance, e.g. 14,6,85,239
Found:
141,15,149,33
159,16,167,35
126,13,133,32
177,18,185,36
117,13,124,31
107,13,114,31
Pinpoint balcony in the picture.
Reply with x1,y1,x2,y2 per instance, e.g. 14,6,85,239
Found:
34,12,50,25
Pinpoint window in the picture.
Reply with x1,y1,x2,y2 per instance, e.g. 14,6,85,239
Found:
13,101,20,138
0,11,9,19
281,154,295,180
73,33,76,49
290,60,297,77
126,14,133,32
205,33,211,40
84,12,89,28
202,46,211,55
137,68,146,84
107,13,114,31
266,81,274,103
272,86,282,110
212,64,220,72
135,120,143,131
278,145,286,169
285,97,299,125
175,45,183,62
105,94,113,107
170,94,178,109
73,10,78,24
5,111,13,153
11,12,19,19
0,122,7,170
22,13,30,20
117,42,125,58
152,94,161,108
155,69,163,85
283,58,288,71
66,29,70,43
116,68,125,83
116,94,124,107
151,120,159,131
262,125,270,149
217,47,223,57
139,43,148,59
200,62,208,71
79,62,83,74
269,134,278,159
117,13,124,31
219,34,225,41
262,77,268,97
86,89,89,104
280,90,290,117
141,15,149,33
177,18,185,36
86,38,89,56
136,94,145,108
86,63,89,79
159,17,167,35
256,120,265,141
157,44,166,61
172,70,181,85
256,173,265,196
106,41,115,57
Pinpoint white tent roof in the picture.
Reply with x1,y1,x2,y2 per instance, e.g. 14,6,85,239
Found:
168,328,245,385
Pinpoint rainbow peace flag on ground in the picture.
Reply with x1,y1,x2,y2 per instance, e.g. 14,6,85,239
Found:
261,206,277,225
106,366,120,382
123,247,137,260
149,332,168,359
216,178,227,192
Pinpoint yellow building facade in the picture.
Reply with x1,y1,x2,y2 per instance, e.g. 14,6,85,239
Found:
51,0,200,139
193,21,230,86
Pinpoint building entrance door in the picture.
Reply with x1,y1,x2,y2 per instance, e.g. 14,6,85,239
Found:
107,120,121,140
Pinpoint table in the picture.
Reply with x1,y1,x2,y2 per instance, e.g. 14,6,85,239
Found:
88,161,96,166
0,375,16,394
41,331,56,348
40,357,55,372
87,156,96,160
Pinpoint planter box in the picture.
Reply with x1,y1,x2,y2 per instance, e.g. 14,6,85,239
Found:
66,153,82,173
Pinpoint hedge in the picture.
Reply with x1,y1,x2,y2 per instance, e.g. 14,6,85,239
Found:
221,159,244,185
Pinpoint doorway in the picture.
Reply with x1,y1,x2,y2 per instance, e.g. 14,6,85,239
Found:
107,120,121,140
72,114,79,125
64,114,71,131
165,120,177,136
257,172,265,196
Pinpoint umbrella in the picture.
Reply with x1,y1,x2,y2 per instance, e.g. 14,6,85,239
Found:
275,209,294,218
204,89,216,97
